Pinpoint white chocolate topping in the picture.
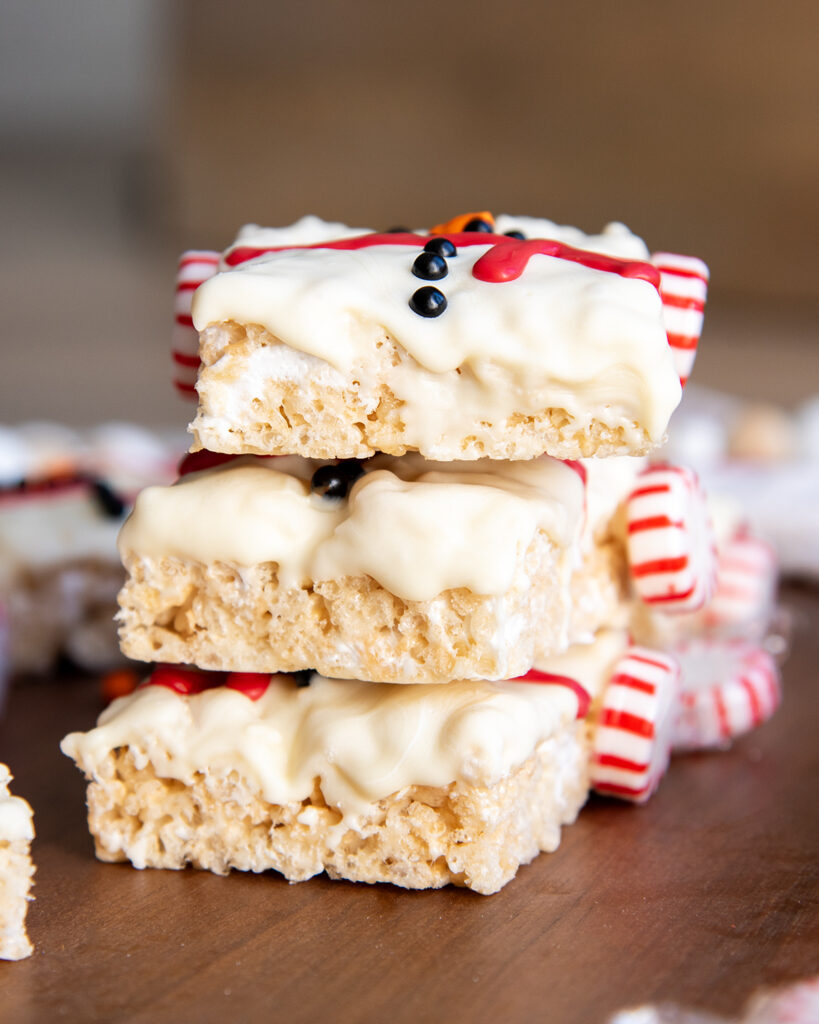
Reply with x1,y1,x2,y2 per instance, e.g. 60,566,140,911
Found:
193,240,681,446
226,216,372,261
61,632,625,831
0,484,122,588
0,766,34,843
493,216,650,260
118,454,585,601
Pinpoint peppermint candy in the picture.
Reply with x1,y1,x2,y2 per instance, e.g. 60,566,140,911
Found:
591,646,680,803
172,250,220,399
627,464,718,614
652,252,709,387
704,528,778,637
672,638,781,751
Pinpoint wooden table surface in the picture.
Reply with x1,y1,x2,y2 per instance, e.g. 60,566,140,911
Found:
1,586,817,1024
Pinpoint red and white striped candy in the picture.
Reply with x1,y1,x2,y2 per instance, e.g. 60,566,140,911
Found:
652,252,709,387
672,638,781,751
627,463,717,614
172,356,200,399
172,250,220,400
704,528,778,635
743,977,819,1024
591,646,680,803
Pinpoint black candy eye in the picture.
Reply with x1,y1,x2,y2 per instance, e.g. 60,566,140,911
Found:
424,237,457,258
291,670,313,688
504,230,526,240
92,480,126,518
409,286,447,318
310,459,365,499
463,217,493,233
412,252,448,281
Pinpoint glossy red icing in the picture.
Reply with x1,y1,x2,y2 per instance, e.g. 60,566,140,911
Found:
471,238,660,288
227,232,412,266
143,665,273,701
145,664,224,696
177,450,283,478
225,672,272,701
562,459,587,485
177,450,241,477
223,232,661,291
511,669,591,719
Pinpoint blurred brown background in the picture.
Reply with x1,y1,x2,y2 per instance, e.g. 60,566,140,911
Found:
1,0,817,428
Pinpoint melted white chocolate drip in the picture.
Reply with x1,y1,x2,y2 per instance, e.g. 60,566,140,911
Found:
226,216,372,261
61,632,625,832
118,454,588,601
493,216,650,260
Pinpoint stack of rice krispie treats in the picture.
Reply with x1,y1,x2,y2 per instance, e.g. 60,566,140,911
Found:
63,211,729,894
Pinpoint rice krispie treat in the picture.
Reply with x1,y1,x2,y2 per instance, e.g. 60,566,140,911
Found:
0,765,34,960
173,215,642,395
0,423,182,675
61,630,625,895
0,475,126,673
173,218,373,397
116,451,637,682
188,216,701,462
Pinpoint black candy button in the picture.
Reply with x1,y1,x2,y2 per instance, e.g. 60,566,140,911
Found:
463,217,493,233
424,237,457,259
409,286,447,318
412,252,448,281
310,459,365,500
92,479,126,518
504,230,526,240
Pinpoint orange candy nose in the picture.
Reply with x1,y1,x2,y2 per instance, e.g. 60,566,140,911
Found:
430,211,495,235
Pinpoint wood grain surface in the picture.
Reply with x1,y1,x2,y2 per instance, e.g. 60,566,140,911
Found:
1,587,817,1024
